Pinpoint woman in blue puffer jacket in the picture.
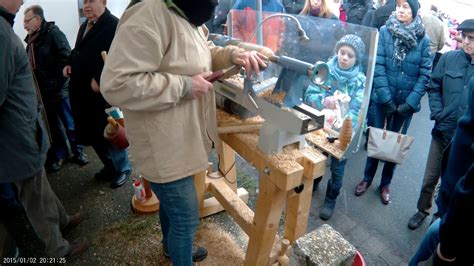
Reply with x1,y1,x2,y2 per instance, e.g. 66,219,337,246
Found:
353,0,431,204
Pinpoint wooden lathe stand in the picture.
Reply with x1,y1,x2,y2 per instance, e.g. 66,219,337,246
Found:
194,121,326,265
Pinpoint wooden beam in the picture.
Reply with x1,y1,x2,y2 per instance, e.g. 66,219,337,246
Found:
218,124,262,134
216,140,238,191
199,188,249,218
208,179,254,234
298,150,327,180
220,133,305,192
283,176,314,243
245,176,287,265
194,171,206,210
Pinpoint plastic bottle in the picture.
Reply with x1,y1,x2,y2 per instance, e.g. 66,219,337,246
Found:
132,179,146,202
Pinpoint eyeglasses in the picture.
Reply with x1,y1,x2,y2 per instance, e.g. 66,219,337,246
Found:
24,15,37,24
461,33,474,43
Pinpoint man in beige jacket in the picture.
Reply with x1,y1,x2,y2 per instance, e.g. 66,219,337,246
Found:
101,0,266,264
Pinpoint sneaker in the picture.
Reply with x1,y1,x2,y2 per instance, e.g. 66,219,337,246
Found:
73,153,89,166
163,245,208,262
47,159,64,173
408,210,429,230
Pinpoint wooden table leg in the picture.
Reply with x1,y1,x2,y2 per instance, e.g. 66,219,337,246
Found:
217,140,237,191
283,176,314,243
194,171,206,210
245,175,287,265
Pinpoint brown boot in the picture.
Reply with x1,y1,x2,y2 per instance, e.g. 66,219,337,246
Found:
61,212,83,235
380,186,390,204
65,238,91,259
354,181,370,196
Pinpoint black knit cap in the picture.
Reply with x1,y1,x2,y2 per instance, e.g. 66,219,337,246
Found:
406,0,420,19
335,34,366,65
458,19,474,32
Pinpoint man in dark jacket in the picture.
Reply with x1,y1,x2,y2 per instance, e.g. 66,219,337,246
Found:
408,19,474,230
0,0,88,258
24,5,88,173
63,0,131,188
434,78,474,265
371,0,395,29
345,0,370,25
409,76,474,265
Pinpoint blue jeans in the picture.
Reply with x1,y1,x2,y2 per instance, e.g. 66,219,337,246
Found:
363,105,412,188
150,176,200,266
46,97,83,161
325,157,347,203
409,218,440,265
91,138,131,175
0,183,18,210
58,98,83,156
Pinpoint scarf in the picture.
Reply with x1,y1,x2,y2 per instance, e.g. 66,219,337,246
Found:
386,13,425,64
25,30,41,70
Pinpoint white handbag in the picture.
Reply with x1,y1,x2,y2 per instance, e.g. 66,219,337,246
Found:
367,119,415,164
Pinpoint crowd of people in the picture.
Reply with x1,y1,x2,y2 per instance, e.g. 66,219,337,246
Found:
1,0,473,265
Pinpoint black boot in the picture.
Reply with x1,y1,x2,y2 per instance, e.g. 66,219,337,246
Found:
319,198,336,220
163,245,208,262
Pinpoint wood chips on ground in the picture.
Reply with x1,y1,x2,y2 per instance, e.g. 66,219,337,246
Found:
93,215,245,265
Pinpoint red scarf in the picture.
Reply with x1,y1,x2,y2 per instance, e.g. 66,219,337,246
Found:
26,30,40,70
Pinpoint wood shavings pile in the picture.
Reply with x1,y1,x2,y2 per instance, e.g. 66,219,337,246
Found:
217,108,264,126
263,91,287,105
235,134,324,173
306,130,344,159
235,132,259,148
217,109,241,124
256,86,274,98
225,75,244,89
269,144,305,171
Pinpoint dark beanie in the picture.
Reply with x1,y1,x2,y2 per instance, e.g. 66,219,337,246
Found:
335,34,366,65
407,0,420,18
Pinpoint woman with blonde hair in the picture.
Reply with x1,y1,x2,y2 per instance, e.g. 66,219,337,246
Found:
300,0,338,20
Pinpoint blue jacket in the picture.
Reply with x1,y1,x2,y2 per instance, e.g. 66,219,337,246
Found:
372,26,432,112
428,50,473,146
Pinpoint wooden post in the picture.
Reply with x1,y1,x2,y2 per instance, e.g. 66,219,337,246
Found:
194,170,207,210
283,176,314,243
217,140,237,191
245,175,287,265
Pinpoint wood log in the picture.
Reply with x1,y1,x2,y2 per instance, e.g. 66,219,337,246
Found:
218,124,262,134
218,120,263,127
